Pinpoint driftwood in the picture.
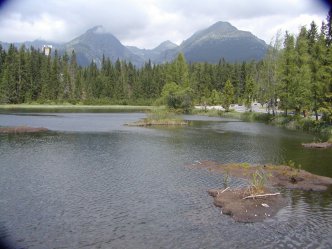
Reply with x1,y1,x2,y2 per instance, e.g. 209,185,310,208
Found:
217,187,230,195
242,192,281,200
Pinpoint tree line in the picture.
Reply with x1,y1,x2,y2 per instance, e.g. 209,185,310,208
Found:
0,11,331,123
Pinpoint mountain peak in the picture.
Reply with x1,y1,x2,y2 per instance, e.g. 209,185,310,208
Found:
177,21,267,63
86,25,106,34
193,21,239,40
208,21,238,32
153,40,178,52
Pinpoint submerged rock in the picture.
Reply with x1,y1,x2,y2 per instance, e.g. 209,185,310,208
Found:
302,142,332,149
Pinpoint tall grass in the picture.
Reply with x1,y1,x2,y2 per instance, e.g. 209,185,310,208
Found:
249,170,268,195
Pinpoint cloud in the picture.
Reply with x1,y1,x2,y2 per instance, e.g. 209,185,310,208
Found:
0,0,329,48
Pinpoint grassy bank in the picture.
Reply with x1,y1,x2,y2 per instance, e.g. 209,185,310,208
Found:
0,104,156,112
194,109,332,140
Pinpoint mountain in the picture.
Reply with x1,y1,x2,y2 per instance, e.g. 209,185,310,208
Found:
182,21,267,63
63,26,144,67
127,40,178,63
0,39,62,52
1,22,267,66
153,21,267,64
152,40,178,53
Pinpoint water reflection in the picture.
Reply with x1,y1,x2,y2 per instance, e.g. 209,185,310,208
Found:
0,113,331,248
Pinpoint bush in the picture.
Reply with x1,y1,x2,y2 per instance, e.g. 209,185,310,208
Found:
160,82,194,113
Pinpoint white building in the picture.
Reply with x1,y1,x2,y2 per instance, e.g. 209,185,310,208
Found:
42,45,52,56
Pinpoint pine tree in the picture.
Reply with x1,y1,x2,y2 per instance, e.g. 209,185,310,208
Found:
2,44,19,103
69,50,78,99
308,21,326,120
222,79,234,111
326,8,332,46
40,54,51,101
61,55,72,100
244,76,256,111
259,32,282,115
49,50,60,100
321,43,332,123
293,27,311,117
278,32,296,115
29,47,42,101
174,53,189,87
210,89,222,105
318,17,332,123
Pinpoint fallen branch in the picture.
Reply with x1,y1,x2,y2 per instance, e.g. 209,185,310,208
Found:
218,187,230,195
242,192,281,200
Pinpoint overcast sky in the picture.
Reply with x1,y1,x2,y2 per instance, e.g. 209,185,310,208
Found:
0,0,330,49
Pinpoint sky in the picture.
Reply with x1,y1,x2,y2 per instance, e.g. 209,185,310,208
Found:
0,0,330,49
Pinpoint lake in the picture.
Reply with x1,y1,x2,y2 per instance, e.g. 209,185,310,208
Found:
0,113,331,248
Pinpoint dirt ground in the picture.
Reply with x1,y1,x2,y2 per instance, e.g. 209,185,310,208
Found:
208,187,287,222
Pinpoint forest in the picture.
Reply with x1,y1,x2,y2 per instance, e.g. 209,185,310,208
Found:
0,11,331,124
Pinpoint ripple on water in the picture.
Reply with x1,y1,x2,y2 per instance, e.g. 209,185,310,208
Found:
0,114,331,248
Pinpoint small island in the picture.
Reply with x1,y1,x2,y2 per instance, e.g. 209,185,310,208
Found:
125,110,188,127
191,161,332,222
0,126,48,134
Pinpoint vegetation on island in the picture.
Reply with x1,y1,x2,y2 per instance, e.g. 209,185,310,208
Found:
125,109,188,127
0,10,331,130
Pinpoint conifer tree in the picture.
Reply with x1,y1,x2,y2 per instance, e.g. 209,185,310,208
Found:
326,8,332,45
257,32,282,115
244,76,256,111
40,54,51,101
293,27,311,117
308,21,326,120
174,53,189,87
222,79,234,111
278,32,296,115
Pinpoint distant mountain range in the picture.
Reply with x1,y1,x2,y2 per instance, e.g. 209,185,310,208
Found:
0,21,268,67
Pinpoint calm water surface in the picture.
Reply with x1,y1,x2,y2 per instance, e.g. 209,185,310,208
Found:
0,113,331,249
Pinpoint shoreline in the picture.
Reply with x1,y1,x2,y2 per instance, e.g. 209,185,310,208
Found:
0,104,155,112
1,104,330,138
193,108,332,141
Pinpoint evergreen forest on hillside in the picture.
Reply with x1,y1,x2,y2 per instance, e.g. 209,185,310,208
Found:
0,11,331,124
